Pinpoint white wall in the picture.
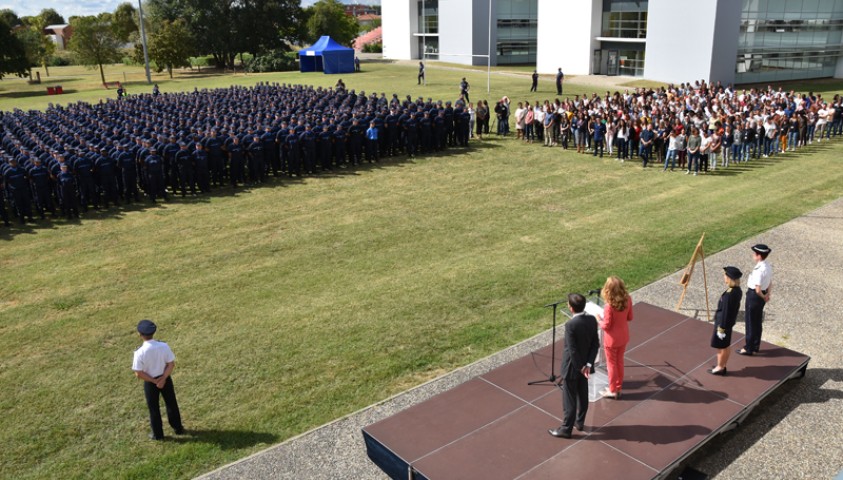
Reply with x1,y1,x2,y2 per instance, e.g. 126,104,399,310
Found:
536,0,601,75
438,0,475,65
382,0,414,60
644,0,740,85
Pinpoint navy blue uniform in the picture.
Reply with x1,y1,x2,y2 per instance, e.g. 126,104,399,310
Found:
144,154,167,203
95,153,120,207
227,142,245,186
73,154,98,211
4,165,33,223
29,164,56,218
174,148,195,196
57,170,80,219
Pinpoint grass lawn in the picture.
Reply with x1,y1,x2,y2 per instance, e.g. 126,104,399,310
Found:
1,62,842,479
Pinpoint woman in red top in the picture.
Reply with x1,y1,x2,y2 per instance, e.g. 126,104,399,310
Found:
599,276,634,399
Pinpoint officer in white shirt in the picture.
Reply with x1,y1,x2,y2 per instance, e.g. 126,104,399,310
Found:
738,244,773,355
132,320,185,440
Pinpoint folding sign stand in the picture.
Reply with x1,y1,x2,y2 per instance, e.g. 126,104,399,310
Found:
676,233,711,322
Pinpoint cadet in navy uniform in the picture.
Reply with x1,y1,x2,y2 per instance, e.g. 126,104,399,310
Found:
0,172,9,226
300,125,317,174
56,163,80,219
247,134,265,184
549,293,599,439
318,126,333,170
333,124,347,168
73,150,98,212
117,143,141,203
203,131,225,186
404,113,419,157
286,128,301,176
738,244,773,356
710,266,743,375
174,142,196,196
419,111,433,153
193,143,211,193
3,158,34,224
29,157,56,219
94,146,120,208
386,108,400,156
348,119,364,166
261,126,279,177
227,136,245,187
144,147,167,203
132,319,185,440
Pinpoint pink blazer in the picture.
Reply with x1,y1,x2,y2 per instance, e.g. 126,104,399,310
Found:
600,297,633,348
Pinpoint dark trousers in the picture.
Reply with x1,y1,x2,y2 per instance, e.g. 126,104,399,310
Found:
562,374,588,430
144,376,183,439
744,289,766,353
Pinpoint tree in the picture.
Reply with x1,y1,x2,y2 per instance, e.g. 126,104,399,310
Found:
67,15,122,85
38,8,65,26
149,19,192,78
0,9,21,28
305,0,359,46
145,0,304,69
111,3,137,43
14,27,44,79
20,12,58,77
0,18,28,79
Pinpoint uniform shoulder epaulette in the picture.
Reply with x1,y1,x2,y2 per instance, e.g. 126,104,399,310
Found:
726,287,733,292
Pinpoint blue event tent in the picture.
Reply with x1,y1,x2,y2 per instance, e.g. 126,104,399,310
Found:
299,36,355,74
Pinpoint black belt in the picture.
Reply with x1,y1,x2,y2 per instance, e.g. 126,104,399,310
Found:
748,288,768,295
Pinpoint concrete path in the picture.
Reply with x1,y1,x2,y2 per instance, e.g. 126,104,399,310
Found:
199,197,843,480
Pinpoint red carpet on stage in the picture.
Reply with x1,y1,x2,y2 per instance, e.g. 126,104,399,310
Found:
362,303,809,480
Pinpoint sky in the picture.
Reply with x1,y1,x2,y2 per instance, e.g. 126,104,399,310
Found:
1,0,380,19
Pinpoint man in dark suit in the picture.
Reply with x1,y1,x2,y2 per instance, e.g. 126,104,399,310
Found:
549,293,600,439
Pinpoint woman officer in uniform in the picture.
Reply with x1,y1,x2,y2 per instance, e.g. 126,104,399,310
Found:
710,266,743,375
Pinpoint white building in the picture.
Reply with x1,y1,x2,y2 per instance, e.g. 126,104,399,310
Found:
383,0,843,85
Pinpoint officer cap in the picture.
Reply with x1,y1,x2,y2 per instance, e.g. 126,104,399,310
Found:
751,244,771,255
723,266,743,280
178,141,186,147
149,146,158,152
60,162,68,169
137,319,157,335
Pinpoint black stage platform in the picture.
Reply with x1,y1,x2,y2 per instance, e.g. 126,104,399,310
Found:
363,303,809,480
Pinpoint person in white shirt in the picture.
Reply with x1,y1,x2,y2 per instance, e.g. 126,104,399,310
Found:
738,244,773,356
132,319,185,440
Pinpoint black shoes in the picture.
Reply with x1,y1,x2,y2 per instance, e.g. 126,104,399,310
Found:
174,428,186,435
149,433,163,441
574,423,585,432
708,367,728,376
736,348,753,356
548,427,572,439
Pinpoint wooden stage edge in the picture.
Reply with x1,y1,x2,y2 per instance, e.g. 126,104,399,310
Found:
362,302,810,480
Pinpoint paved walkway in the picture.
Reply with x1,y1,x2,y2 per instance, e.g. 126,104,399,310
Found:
199,197,843,480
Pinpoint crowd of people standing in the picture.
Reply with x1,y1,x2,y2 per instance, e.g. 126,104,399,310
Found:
504,78,843,175
0,81,475,227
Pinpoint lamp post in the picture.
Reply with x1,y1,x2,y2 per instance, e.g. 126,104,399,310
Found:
138,0,151,84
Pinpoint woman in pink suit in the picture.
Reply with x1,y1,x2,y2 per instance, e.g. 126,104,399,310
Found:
599,276,634,399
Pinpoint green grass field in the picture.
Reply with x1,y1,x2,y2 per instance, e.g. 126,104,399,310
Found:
2,62,842,479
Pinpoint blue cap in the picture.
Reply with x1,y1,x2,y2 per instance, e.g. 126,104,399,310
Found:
137,319,157,335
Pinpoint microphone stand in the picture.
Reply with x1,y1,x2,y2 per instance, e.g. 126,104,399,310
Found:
528,299,567,386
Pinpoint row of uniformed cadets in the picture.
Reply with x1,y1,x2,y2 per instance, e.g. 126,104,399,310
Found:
0,83,473,225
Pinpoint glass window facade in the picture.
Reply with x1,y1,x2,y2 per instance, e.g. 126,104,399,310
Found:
602,0,649,39
496,0,538,65
417,0,438,34
737,0,843,83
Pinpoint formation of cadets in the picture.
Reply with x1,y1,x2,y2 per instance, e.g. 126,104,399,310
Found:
0,82,473,226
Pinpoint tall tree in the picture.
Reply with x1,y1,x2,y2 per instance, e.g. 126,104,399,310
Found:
305,0,359,46
0,18,28,79
21,13,58,77
38,8,65,26
67,15,122,85
149,19,192,78
111,3,138,43
0,9,21,28
14,27,44,79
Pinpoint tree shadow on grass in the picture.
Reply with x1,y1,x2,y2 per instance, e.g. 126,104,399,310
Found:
167,429,279,450
0,89,78,99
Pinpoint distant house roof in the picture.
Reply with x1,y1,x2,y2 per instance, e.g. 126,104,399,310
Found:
357,14,381,22
45,24,70,32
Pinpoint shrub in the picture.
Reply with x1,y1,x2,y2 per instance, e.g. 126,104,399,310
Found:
362,42,382,54
246,50,299,73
